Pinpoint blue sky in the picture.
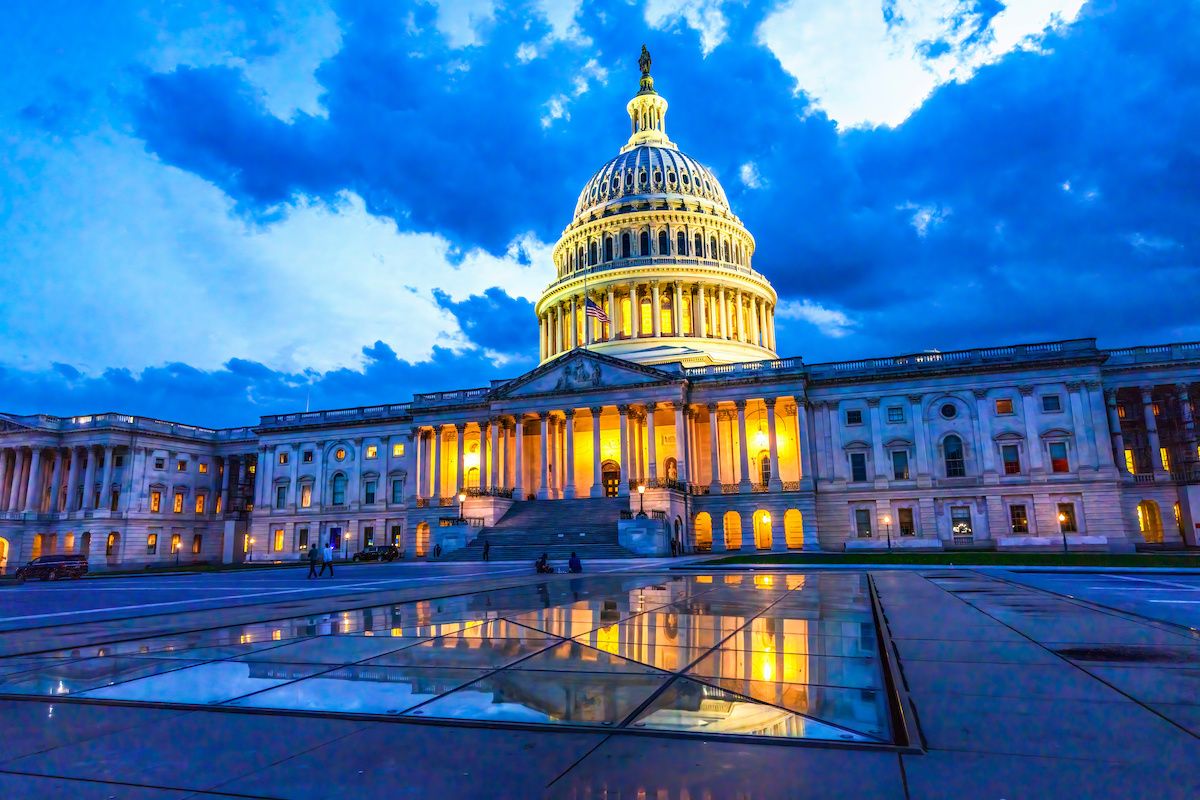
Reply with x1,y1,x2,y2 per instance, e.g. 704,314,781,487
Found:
1,0,1196,427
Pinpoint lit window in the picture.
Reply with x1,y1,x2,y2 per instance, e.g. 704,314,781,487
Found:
951,506,972,536
898,507,915,536
1152,402,1161,416
335,448,346,461
1001,445,1021,475
1124,448,1136,474
1049,442,1070,473
1117,405,1127,419
891,450,909,480
300,485,312,508
273,528,284,551
150,490,162,513
278,452,289,465
192,534,202,554
366,445,378,459
391,479,403,504
1057,503,1078,533
173,492,184,513
845,409,863,426
106,532,117,556
849,453,868,482
886,406,904,423
1160,448,1171,471
365,480,377,504
995,398,1014,415
146,533,158,554
392,443,405,458
363,526,375,547
195,495,206,514
391,524,403,546
944,435,966,477
198,462,208,474
303,450,314,463
276,485,287,509
154,457,165,470
177,459,187,472
248,464,256,475
1041,395,1062,413
215,495,223,514
170,533,181,554
1009,504,1029,533
854,509,872,538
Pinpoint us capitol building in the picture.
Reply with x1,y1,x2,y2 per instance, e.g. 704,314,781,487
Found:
1,53,1198,572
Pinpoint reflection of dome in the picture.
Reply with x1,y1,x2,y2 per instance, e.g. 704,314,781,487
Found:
573,146,731,219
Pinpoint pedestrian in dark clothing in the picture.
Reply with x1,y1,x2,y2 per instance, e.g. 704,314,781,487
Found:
306,544,320,579
482,540,490,562
319,543,334,577
568,552,582,574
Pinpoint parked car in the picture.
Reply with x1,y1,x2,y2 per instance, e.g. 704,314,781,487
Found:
351,545,401,562
16,554,89,581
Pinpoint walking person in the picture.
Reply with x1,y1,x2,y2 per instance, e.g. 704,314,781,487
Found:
306,542,320,579
319,541,334,577
482,540,490,562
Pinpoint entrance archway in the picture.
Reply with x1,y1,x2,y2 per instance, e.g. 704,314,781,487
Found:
784,509,804,550
722,511,742,550
753,510,773,549
1137,500,1164,543
416,522,431,557
0,537,8,575
105,532,120,565
694,512,713,552
601,460,621,497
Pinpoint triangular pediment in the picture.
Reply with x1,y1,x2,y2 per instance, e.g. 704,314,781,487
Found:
493,349,681,399
0,414,38,433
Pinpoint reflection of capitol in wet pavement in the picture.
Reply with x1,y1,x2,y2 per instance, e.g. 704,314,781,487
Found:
0,572,891,744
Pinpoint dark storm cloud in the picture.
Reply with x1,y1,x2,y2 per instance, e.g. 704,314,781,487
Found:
433,288,539,359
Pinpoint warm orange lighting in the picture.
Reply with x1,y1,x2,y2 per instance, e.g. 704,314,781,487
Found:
883,514,892,526
638,483,646,494
1057,512,1067,523
458,492,466,503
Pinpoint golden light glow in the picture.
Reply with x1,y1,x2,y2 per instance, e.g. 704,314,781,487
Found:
366,445,378,459
595,623,619,655
1160,447,1171,471
271,629,282,641
1124,448,1136,474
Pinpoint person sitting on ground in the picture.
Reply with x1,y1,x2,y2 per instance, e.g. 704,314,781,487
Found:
535,552,552,574
568,551,582,574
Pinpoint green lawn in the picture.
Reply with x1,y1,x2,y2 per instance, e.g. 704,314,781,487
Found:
699,551,1200,568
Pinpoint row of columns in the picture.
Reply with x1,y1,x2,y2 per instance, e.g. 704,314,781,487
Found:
539,282,775,359
1107,383,1198,476
0,444,116,514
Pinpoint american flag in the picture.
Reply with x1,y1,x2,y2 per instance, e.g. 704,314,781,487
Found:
584,297,610,324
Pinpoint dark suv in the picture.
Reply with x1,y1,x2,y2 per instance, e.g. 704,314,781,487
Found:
16,554,89,581
351,545,401,562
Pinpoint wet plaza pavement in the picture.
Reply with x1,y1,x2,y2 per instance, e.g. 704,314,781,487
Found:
0,566,1198,798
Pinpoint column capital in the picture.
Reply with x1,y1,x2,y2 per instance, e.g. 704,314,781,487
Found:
866,397,881,408
907,394,923,405
1017,385,1035,397
706,402,719,413
764,396,779,409
617,404,630,415
1065,380,1083,391
1140,385,1155,400
644,401,657,412
733,399,747,411
1104,388,1119,404
1084,379,1102,390
589,406,603,416
563,408,576,419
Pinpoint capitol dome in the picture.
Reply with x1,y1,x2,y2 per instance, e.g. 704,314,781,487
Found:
536,47,778,368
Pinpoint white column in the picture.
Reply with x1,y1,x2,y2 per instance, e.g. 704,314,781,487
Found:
1106,392,1128,473
513,418,525,498
81,447,98,511
1142,386,1167,475
766,398,782,489
617,405,630,496
909,395,930,480
718,287,728,339
643,403,656,481
489,420,500,490
1088,383,1117,469
736,400,751,490
453,424,465,495
537,414,550,499
23,448,43,512
564,409,577,498
1019,386,1045,473
591,407,604,497
651,282,662,337
1067,382,1096,468
568,296,578,350
431,426,443,499
0,449,10,511
673,402,689,484
96,445,114,512
972,390,995,475
867,399,887,481
673,282,683,336
47,449,64,513
708,404,721,491
606,286,616,341
750,298,761,347
797,401,813,481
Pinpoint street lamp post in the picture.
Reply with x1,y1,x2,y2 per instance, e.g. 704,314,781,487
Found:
882,514,893,551
458,491,466,523
1058,511,1069,554
247,537,255,562
637,483,646,518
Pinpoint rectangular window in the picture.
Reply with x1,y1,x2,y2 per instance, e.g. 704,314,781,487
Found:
173,492,184,513
303,450,314,463
891,450,909,480
845,409,863,426
297,528,309,551
176,459,187,472
170,533,181,554
1001,444,1022,475
1124,448,1136,474
850,453,868,482
275,484,287,509
1049,442,1070,473
951,506,973,537
392,443,405,458
192,534,202,554
1117,405,1127,419
146,533,158,554
332,480,346,505
1009,504,1029,534
278,451,289,465
995,398,1014,415
150,490,162,513
300,485,312,508
1152,402,1161,416
366,445,379,459
114,455,124,467
365,480,377,504
363,526,375,547
854,508,872,538
391,479,403,504
273,528,285,551
154,457,165,470
1041,395,1062,412
1160,448,1171,471
198,462,208,474
1057,503,1078,533
195,494,206,514
215,495,223,514
391,524,403,546
110,489,119,511
898,507,915,536
886,406,904,423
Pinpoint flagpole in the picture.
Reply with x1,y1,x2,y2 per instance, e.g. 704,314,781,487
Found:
582,263,588,352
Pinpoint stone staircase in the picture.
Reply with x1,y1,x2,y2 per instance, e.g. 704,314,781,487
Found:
438,497,639,562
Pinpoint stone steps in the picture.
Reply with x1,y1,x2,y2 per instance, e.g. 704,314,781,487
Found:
437,497,638,562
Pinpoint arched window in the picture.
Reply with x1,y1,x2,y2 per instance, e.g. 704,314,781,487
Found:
723,241,731,261
639,295,653,335
332,474,347,505
694,512,713,552
415,522,430,557
621,233,631,258
639,231,650,255
603,237,613,262
753,510,772,549
588,241,597,266
943,435,965,477
694,233,703,256
784,509,804,550
661,292,674,335
658,230,669,254
710,236,718,259
722,511,743,550
1138,500,1164,543
677,231,687,255
576,246,583,268
759,454,771,486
